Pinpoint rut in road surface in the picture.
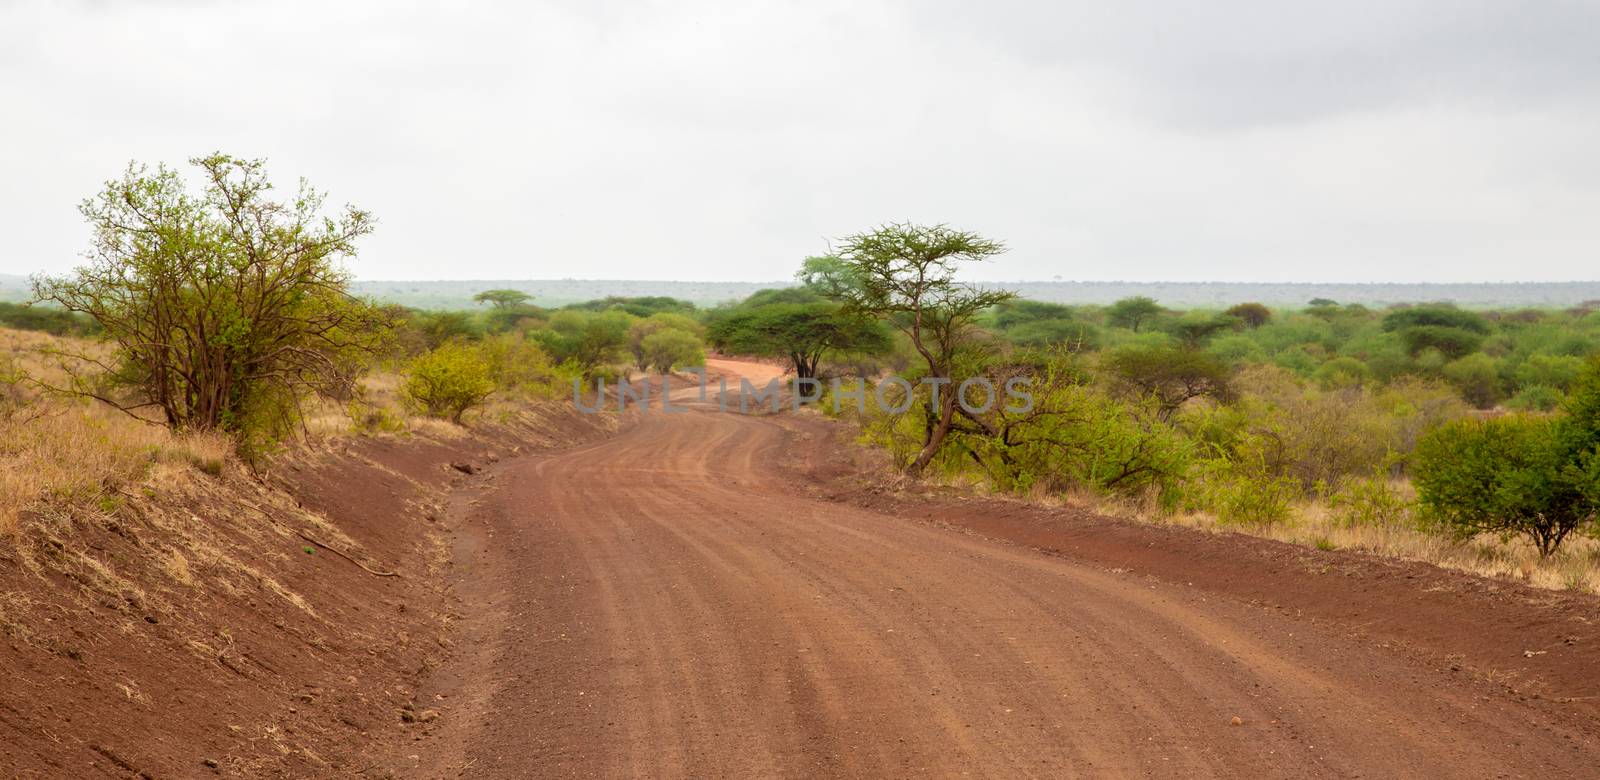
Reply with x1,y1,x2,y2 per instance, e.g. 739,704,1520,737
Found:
406,365,1597,778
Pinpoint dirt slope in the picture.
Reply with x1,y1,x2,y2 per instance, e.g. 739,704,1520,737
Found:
400,361,1600,778
0,406,614,778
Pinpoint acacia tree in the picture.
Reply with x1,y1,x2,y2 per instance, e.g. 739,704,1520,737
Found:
473,289,532,308
795,255,863,299
32,154,389,447
1106,296,1164,332
1102,345,1233,420
1225,302,1272,328
709,301,888,380
832,223,1015,475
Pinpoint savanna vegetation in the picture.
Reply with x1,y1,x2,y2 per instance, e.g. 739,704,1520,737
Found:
4,157,1597,596
715,223,1600,593
0,154,714,539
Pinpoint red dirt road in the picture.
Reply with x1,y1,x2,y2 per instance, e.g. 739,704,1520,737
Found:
407,361,1598,778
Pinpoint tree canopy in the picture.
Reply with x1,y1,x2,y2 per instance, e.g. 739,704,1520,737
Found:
709,301,889,379
33,153,388,451
831,222,1015,474
1105,296,1165,332
473,289,532,309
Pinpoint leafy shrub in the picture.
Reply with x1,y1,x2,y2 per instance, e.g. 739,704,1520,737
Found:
1225,302,1271,328
1164,313,1239,349
476,333,572,397
410,310,483,350
1185,457,1298,525
1327,474,1412,528
0,302,96,336
1397,325,1485,359
639,329,705,374
1382,305,1490,335
1373,377,1471,470
1508,384,1563,412
987,299,1078,330
1204,366,1465,491
32,154,390,449
530,309,634,376
1514,354,1586,393
1271,344,1322,376
1313,356,1370,389
1442,353,1504,408
1206,334,1266,364
627,313,704,371
1005,319,1100,351
1102,345,1233,419
1414,415,1594,557
403,343,495,423
976,388,1192,501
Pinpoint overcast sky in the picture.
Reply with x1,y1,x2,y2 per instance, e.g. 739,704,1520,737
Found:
2,0,1597,283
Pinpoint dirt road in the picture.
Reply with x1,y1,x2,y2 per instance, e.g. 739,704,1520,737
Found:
408,360,1597,778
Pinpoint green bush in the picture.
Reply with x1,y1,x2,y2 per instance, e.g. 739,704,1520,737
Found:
0,302,97,336
1398,325,1485,360
1186,457,1297,525
403,343,495,423
1327,474,1412,528
1414,415,1594,557
530,309,634,377
1005,319,1100,351
1313,356,1370,389
1223,368,1388,490
1442,353,1504,408
1206,333,1266,365
1101,345,1232,419
1507,384,1563,412
976,388,1192,501
639,328,705,374
1382,305,1490,335
1224,302,1272,328
1514,354,1585,392
476,333,573,397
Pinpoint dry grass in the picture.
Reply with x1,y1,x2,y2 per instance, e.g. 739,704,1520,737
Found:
0,329,234,536
1120,493,1600,595
910,434,1600,596
1,327,582,543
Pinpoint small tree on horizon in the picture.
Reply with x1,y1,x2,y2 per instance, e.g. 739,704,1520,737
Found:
1106,296,1165,332
473,289,532,309
1225,302,1272,329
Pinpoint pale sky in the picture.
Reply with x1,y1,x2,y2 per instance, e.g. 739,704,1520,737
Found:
2,0,1597,283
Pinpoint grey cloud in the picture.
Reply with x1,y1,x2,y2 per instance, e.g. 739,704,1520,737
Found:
915,0,1600,127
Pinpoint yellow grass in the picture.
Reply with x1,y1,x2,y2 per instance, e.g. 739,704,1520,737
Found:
0,327,575,538
0,329,234,535
1112,494,1600,595
912,434,1600,596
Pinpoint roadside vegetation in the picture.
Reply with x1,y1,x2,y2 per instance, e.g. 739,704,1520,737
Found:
749,223,1600,593
2,157,1597,596
0,155,709,541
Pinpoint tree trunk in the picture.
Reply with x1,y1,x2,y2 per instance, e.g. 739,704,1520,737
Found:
908,391,957,476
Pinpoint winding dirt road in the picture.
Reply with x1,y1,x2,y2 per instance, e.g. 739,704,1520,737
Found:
409,360,1598,778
